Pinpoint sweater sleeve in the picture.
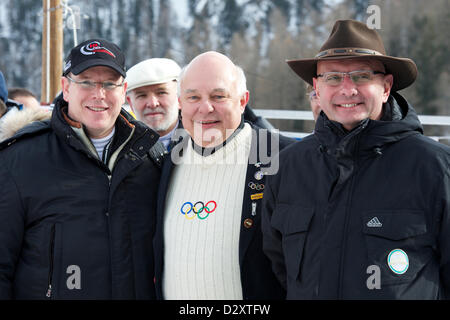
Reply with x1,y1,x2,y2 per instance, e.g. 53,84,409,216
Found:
0,164,25,299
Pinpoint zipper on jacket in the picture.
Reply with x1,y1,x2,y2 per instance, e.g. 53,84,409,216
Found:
337,133,362,299
46,224,56,298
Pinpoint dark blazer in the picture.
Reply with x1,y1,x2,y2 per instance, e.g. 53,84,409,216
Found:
153,123,294,299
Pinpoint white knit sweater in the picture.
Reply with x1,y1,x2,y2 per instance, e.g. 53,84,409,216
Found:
162,123,252,300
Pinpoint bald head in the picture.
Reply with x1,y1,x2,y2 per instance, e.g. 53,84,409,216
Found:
179,51,247,97
178,51,249,147
189,51,233,69
183,51,234,77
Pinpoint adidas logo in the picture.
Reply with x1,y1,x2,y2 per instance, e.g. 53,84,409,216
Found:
367,217,382,227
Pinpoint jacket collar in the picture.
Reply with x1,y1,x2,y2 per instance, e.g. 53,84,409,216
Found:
314,92,422,156
51,95,158,162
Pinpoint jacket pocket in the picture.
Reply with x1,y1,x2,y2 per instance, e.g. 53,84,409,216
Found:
271,204,314,281
362,210,430,285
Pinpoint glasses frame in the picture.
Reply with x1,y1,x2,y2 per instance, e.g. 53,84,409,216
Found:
65,75,125,91
316,70,386,86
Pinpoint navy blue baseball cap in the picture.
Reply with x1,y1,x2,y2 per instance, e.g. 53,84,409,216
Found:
63,38,126,77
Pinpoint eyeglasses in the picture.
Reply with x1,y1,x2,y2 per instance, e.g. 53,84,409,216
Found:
65,76,125,91
317,70,385,86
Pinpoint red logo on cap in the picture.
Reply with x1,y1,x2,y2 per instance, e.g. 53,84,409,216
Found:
80,41,116,58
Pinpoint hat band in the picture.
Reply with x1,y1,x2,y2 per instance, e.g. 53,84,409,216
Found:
315,47,384,59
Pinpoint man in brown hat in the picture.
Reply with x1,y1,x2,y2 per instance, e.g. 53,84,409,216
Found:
262,20,450,299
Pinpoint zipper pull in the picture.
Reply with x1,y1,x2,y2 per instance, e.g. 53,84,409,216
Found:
46,284,52,298
251,202,257,216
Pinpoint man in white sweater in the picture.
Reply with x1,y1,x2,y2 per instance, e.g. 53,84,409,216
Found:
153,51,292,300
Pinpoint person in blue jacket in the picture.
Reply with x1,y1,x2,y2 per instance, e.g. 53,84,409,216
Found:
0,71,8,118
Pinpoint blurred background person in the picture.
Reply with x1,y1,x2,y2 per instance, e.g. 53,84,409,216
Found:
8,87,41,109
0,73,50,141
126,58,181,151
0,71,7,119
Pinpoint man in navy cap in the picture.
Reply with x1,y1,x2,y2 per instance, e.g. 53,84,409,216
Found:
0,39,160,299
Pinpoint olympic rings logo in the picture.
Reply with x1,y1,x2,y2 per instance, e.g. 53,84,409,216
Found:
180,201,217,220
248,182,265,191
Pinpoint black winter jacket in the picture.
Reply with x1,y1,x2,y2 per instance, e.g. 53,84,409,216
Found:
262,92,450,299
0,99,160,299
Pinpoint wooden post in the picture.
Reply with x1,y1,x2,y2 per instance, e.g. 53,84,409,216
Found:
41,0,63,105
40,0,48,104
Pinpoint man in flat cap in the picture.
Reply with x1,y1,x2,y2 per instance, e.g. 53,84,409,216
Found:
262,20,450,299
0,39,160,299
126,58,181,151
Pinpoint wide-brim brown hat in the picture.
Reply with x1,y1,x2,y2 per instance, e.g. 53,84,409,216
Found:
287,20,417,91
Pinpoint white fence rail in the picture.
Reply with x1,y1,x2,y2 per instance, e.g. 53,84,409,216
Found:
253,109,450,141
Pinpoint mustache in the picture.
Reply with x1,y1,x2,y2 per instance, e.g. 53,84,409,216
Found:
143,107,166,115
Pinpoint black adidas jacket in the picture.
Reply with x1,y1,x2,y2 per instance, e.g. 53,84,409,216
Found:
262,92,450,299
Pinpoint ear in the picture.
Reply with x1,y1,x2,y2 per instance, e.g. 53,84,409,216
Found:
313,78,319,98
126,95,135,113
121,81,128,105
239,91,249,113
382,74,394,103
61,76,70,102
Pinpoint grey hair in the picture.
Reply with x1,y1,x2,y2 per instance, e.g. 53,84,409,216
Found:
177,65,188,98
235,65,247,97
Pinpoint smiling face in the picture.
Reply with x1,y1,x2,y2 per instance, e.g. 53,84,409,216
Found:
127,81,179,136
61,66,127,139
179,52,248,148
313,58,393,130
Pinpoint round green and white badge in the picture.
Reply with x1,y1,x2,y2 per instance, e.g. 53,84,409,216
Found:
387,249,409,275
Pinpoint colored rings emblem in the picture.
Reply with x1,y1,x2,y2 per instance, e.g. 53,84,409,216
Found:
248,182,265,190
180,201,217,220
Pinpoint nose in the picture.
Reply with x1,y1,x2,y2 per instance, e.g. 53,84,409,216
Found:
339,74,358,97
92,84,107,99
146,94,160,108
198,98,214,114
